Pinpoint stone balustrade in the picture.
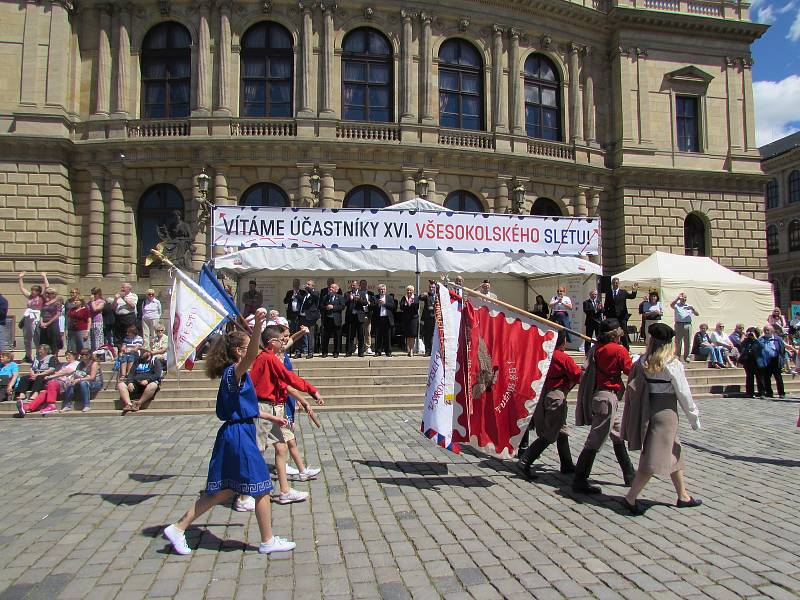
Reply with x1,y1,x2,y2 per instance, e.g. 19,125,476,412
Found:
126,119,189,138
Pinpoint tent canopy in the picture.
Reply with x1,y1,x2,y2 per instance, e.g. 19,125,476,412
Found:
385,197,446,212
613,251,773,329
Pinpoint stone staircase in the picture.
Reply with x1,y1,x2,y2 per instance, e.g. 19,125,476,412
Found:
2,350,798,417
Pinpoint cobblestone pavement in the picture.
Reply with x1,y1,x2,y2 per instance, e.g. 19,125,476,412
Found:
0,397,799,600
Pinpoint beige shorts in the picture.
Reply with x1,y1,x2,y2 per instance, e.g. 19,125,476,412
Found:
257,402,295,449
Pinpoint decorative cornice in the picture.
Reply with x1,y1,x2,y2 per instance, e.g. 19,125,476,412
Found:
458,17,470,31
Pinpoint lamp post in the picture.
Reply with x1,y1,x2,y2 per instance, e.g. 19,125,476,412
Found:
415,171,429,199
512,181,526,214
196,168,212,260
310,169,321,204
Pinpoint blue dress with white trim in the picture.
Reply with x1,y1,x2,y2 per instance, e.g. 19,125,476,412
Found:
205,365,273,496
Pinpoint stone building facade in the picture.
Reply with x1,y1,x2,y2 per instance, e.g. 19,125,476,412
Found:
761,131,800,317
0,0,768,319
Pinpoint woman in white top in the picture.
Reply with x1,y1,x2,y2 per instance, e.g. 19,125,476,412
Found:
141,289,162,347
548,286,574,342
709,322,738,367
621,323,702,515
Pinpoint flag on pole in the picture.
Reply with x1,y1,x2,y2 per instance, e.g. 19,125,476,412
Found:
198,264,240,319
452,294,558,458
167,266,229,379
421,284,464,453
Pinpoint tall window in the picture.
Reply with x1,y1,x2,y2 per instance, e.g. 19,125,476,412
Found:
342,28,392,122
766,178,779,209
791,277,800,302
530,197,562,217
438,39,483,131
684,213,706,256
343,185,390,208
240,183,289,207
676,96,700,153
240,22,293,118
789,220,800,252
444,190,484,213
137,184,185,263
772,281,781,309
767,225,779,255
141,22,191,119
789,170,800,203
524,55,561,141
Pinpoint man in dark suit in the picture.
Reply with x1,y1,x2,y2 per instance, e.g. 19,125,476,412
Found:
283,279,303,336
372,283,396,357
344,280,370,357
297,280,320,358
582,289,603,355
419,280,438,356
757,324,786,398
603,277,638,349
320,283,345,358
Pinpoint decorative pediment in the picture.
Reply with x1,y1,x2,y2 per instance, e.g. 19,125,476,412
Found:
664,66,714,85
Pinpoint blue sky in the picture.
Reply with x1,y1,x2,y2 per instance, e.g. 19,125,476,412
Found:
751,2,800,145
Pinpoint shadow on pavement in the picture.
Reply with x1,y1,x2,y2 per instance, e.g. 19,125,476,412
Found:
129,473,178,483
353,460,448,475
67,492,160,506
371,476,494,489
684,441,800,468
142,524,251,553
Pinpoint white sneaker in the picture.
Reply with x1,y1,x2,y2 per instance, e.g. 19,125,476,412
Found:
295,467,321,482
286,464,300,477
163,524,192,555
365,348,375,356
234,495,255,512
259,536,296,554
275,488,309,504
82,406,91,413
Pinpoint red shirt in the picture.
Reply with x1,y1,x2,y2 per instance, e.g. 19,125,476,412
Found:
68,306,90,331
544,348,582,392
250,349,318,404
593,342,632,391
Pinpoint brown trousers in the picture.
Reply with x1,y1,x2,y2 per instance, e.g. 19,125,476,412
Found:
582,389,623,451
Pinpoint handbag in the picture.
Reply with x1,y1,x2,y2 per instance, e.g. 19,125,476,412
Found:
18,316,24,330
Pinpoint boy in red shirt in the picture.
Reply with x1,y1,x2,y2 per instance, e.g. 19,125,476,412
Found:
250,325,324,504
572,318,635,494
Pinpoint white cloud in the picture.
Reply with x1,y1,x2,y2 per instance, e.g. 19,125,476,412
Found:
758,4,776,22
788,8,800,41
754,75,800,146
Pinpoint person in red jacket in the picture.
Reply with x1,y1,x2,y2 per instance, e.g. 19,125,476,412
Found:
249,324,324,505
572,318,635,494
517,331,582,478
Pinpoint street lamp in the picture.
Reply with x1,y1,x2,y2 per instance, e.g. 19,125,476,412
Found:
196,168,212,223
310,169,321,203
512,181,526,214
415,171,429,199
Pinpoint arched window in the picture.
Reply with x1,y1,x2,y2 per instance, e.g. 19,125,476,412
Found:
791,277,800,303
789,220,800,252
772,280,781,309
766,178,779,209
524,54,561,141
438,39,483,131
789,170,800,203
530,197,562,217
343,185,390,208
444,190,484,213
342,28,392,123
240,22,293,118
141,22,191,119
240,183,290,207
137,184,185,263
684,213,706,256
767,225,779,255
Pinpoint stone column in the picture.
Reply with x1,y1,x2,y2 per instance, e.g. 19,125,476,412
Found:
216,1,233,114
321,167,335,208
297,167,312,206
86,170,105,278
45,1,70,110
495,179,510,214
112,5,131,116
401,170,416,202
492,25,507,132
426,177,436,204
611,46,633,144
94,4,113,116
419,12,433,122
741,58,756,151
573,187,588,217
583,47,596,145
509,28,523,135
588,189,600,217
400,10,414,121
106,170,126,278
211,168,230,257
320,2,336,116
634,47,651,144
298,2,314,115
195,1,212,113
19,1,40,106
569,43,584,144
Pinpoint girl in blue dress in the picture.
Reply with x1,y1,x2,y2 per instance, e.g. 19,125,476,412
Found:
163,309,295,555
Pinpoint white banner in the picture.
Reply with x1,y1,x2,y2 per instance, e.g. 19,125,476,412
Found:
421,284,464,453
168,268,229,376
212,206,599,256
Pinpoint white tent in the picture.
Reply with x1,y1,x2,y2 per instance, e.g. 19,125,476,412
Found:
613,251,773,330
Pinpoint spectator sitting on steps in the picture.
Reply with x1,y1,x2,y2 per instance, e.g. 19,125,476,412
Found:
119,349,163,414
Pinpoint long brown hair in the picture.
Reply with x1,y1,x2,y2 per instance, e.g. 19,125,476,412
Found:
205,331,249,379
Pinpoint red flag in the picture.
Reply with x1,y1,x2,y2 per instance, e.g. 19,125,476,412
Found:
452,298,557,458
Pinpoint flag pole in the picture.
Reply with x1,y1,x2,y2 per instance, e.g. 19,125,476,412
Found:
445,282,594,344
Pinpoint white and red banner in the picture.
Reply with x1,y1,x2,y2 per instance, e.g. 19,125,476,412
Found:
212,206,599,256
168,267,229,378
422,289,559,458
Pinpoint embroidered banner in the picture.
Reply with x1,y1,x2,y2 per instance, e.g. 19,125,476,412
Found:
212,206,599,256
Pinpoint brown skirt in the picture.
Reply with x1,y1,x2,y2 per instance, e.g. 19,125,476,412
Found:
638,392,685,476
533,389,568,442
